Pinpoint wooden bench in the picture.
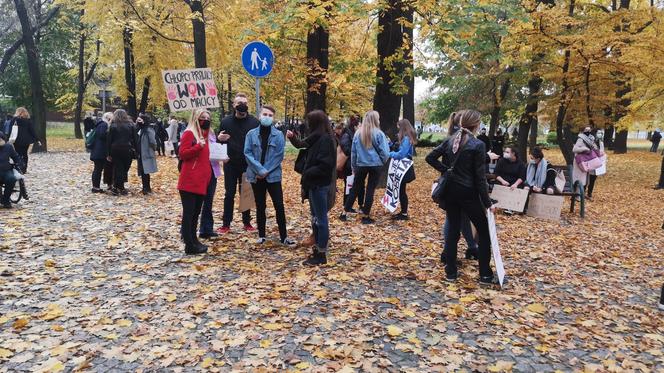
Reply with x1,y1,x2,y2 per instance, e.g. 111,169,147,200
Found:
550,165,585,218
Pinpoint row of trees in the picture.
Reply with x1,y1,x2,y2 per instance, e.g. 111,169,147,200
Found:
2,0,663,162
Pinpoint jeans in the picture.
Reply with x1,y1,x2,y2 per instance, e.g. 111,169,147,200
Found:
251,180,287,241
344,166,382,215
0,169,17,205
180,190,205,247
650,140,660,153
199,174,217,235
308,185,330,252
222,163,251,227
14,144,29,173
443,182,493,278
443,213,477,250
91,160,105,188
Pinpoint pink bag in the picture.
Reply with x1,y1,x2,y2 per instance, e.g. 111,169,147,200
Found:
576,149,603,172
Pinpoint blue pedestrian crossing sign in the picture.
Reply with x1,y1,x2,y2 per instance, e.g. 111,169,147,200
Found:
241,41,274,78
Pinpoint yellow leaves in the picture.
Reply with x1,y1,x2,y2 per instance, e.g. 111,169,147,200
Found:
165,294,177,302
137,312,151,321
526,303,546,314
260,339,272,348
402,308,416,317
386,325,402,337
200,357,215,368
295,361,310,370
460,295,477,303
116,319,132,327
449,304,464,317
488,360,515,372
51,325,64,332
13,317,29,330
62,290,79,297
259,307,273,315
189,301,208,315
34,358,65,373
0,348,13,359
262,322,284,331
107,233,121,248
41,304,64,321
234,297,249,306
44,259,56,267
105,333,119,340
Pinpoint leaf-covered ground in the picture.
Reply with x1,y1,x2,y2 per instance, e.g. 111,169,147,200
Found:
1,147,662,372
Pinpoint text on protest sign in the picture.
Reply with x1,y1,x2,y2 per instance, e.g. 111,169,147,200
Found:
526,193,564,221
490,185,529,213
162,68,220,112
381,159,414,213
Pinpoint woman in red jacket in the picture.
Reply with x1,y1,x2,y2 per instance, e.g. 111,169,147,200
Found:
178,110,212,255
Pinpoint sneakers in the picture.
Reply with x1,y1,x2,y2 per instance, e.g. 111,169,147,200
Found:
185,244,208,255
216,226,231,235
244,224,257,232
445,272,458,282
110,188,120,196
281,238,297,247
392,213,409,221
256,237,267,245
361,216,375,224
303,249,327,266
339,213,348,222
91,187,104,193
479,275,500,287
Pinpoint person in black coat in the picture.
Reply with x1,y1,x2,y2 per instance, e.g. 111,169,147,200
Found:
0,131,23,208
155,119,168,156
477,128,491,152
83,114,96,135
492,128,505,155
338,115,364,211
90,113,112,193
106,109,135,195
287,110,336,266
10,107,39,174
655,153,664,190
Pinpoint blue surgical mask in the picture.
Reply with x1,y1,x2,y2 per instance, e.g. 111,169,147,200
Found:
260,116,273,127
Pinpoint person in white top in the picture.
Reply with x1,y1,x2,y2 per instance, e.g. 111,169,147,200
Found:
167,116,179,157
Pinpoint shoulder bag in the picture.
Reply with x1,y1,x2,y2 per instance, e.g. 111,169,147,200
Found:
431,140,466,210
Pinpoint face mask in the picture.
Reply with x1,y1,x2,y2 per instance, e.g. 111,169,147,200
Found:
260,116,273,127
503,152,511,158
529,159,537,164
583,131,591,136
235,103,248,113
199,119,211,130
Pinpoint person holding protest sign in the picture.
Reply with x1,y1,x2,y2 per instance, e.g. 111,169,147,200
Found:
178,110,212,255
217,93,259,234
389,119,417,221
425,110,497,285
198,112,223,239
244,105,296,247
340,111,390,224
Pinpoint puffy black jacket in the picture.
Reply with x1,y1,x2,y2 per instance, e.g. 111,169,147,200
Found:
12,117,38,147
0,143,22,172
425,136,491,208
293,132,336,191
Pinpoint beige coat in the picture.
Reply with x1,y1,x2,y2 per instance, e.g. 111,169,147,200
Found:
572,137,590,185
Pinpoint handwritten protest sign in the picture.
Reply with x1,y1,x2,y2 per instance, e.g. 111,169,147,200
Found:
162,68,219,112
526,193,564,221
490,185,529,212
487,210,506,287
381,159,414,213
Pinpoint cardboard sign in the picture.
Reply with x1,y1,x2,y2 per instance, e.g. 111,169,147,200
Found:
490,185,529,212
162,68,220,112
345,174,354,195
238,173,255,213
526,194,564,221
487,210,505,287
381,158,414,213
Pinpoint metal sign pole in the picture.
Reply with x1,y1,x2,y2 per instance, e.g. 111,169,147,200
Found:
255,78,260,115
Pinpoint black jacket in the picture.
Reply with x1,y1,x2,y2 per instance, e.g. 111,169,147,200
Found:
83,117,96,134
0,143,22,172
339,127,354,175
495,157,526,185
90,120,108,161
218,114,260,169
12,117,38,147
107,122,136,155
425,136,491,208
293,132,336,191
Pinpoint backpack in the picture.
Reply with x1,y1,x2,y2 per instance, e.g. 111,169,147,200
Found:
85,128,96,149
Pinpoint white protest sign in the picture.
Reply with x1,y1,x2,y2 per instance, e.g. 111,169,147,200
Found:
381,158,414,213
162,68,220,112
345,174,354,195
526,193,564,221
490,185,529,212
487,210,505,287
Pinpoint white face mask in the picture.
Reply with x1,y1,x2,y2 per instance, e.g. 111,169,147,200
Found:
503,152,511,158
0,139,5,146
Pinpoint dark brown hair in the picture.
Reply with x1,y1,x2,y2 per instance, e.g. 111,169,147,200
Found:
306,110,332,136
262,105,276,114
530,146,544,160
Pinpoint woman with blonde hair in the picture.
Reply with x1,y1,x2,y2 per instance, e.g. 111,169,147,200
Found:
389,118,418,220
10,107,39,173
426,110,497,285
177,109,212,255
341,110,390,224
106,109,135,195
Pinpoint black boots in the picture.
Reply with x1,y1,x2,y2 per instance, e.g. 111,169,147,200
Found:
304,249,327,266
185,241,208,255
465,247,479,260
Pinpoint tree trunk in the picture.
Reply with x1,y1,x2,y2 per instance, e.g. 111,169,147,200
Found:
189,0,207,68
306,22,329,114
488,73,512,139
604,124,615,149
554,0,576,165
138,77,150,114
517,76,542,161
613,130,628,153
74,17,86,139
227,72,232,114
402,4,415,126
373,0,404,139
123,26,137,118
13,0,47,152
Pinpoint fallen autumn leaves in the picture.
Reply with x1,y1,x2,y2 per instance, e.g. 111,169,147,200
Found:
0,147,662,372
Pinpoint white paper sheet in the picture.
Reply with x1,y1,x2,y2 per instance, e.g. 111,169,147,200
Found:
487,210,505,287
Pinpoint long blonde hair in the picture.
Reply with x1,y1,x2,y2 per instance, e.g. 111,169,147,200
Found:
14,107,30,119
359,110,380,148
187,109,210,141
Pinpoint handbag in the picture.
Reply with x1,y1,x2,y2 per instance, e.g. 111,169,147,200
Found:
209,142,227,162
336,145,348,174
554,169,566,193
594,155,607,176
165,141,174,152
8,120,18,144
431,141,465,210
294,149,308,174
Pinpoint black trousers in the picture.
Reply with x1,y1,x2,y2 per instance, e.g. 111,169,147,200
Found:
92,160,105,188
110,145,132,189
251,180,287,241
399,180,410,214
659,155,664,187
222,164,251,227
344,166,382,216
103,161,113,187
180,190,205,247
443,182,493,278
14,144,29,173
137,160,151,192
157,140,165,155
587,174,598,197
343,174,365,209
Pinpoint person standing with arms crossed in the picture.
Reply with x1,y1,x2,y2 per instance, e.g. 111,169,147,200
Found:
216,93,259,234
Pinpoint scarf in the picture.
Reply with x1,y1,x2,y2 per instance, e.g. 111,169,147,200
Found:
578,133,598,151
526,158,548,188
452,128,474,154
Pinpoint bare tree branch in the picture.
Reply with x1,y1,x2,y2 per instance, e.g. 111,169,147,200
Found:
123,0,194,44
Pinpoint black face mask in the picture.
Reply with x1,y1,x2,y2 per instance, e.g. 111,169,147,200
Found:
583,131,591,136
235,103,248,113
199,119,211,130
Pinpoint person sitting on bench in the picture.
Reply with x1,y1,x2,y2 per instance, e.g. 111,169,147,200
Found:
524,147,557,195
494,146,526,190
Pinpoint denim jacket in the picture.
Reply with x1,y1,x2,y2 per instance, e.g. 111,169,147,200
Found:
243,126,285,183
389,136,413,160
351,129,390,170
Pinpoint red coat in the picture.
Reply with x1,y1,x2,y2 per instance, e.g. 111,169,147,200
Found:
177,129,212,195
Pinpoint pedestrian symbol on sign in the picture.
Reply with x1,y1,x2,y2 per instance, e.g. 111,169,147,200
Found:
242,41,273,78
